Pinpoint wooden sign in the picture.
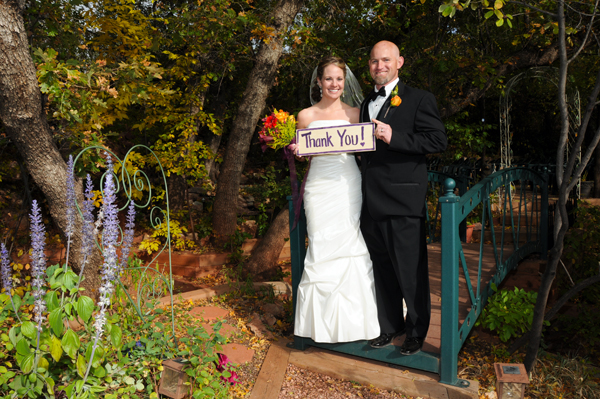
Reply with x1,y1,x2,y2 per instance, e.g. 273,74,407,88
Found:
295,122,375,156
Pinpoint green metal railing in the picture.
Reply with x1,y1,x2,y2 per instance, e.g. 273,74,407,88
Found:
288,167,548,386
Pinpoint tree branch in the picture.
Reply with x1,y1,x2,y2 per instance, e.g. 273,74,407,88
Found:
507,1,557,18
508,273,600,353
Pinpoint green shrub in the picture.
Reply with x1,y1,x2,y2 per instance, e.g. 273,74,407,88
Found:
476,284,549,342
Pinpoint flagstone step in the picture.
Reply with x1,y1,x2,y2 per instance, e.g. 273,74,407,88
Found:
189,305,229,321
201,322,241,339
220,343,255,365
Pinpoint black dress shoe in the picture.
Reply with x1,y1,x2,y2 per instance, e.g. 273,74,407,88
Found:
399,336,424,355
369,330,405,348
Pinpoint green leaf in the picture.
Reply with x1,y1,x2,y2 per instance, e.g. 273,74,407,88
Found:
9,326,19,346
77,296,94,323
50,334,63,362
90,385,107,393
484,10,494,19
20,353,35,374
17,338,32,356
62,329,81,359
93,365,106,378
45,291,60,312
110,325,122,349
76,354,87,378
45,377,55,395
49,308,64,336
85,342,105,368
21,321,37,340
496,18,504,27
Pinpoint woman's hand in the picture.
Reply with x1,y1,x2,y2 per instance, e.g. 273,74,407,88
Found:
288,143,305,160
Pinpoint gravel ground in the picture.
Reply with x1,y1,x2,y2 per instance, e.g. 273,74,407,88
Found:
278,363,415,399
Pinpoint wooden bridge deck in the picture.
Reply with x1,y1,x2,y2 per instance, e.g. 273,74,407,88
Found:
250,241,513,399
423,241,508,354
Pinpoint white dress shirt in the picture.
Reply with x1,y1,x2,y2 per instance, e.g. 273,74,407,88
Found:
368,78,400,120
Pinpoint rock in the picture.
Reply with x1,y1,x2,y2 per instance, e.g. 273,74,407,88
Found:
219,343,254,364
263,302,285,318
189,187,207,195
189,306,229,321
247,312,274,339
192,201,203,211
264,314,277,326
241,220,257,237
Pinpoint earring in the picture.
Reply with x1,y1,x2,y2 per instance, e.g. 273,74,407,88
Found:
319,86,322,96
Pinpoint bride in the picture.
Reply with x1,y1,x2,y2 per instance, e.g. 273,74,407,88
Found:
291,56,380,343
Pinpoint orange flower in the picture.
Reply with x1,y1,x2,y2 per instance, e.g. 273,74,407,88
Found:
275,109,289,123
391,95,402,107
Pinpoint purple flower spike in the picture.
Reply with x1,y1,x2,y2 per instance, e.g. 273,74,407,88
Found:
84,155,121,383
92,155,119,339
1,243,22,322
76,174,96,289
1,243,12,293
119,201,136,273
29,200,47,330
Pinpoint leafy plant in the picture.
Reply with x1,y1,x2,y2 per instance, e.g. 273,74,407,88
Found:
561,203,600,302
139,218,196,254
0,154,233,398
444,112,495,162
476,284,549,342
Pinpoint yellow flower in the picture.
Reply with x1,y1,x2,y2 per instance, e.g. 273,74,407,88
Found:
391,95,402,107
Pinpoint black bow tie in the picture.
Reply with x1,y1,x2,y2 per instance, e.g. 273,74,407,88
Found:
368,87,387,102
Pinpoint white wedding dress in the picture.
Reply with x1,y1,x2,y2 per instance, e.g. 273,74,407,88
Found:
294,120,380,343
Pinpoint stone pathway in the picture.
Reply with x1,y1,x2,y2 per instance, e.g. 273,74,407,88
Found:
187,305,255,365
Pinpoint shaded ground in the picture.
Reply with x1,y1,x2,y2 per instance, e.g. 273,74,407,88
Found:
178,259,600,399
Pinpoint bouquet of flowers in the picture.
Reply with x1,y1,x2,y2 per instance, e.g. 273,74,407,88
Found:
258,108,296,151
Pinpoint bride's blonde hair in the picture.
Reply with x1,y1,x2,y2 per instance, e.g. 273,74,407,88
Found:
311,56,347,104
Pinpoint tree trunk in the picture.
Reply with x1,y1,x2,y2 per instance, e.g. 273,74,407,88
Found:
244,207,289,280
594,117,600,198
523,1,600,372
212,0,304,241
0,0,102,294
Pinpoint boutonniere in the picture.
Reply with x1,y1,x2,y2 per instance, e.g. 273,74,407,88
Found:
384,86,401,117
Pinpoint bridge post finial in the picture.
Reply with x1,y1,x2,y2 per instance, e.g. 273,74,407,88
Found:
440,178,458,202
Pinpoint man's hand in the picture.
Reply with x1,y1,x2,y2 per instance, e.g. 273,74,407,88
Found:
372,118,392,144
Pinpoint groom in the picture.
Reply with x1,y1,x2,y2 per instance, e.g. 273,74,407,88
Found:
359,41,447,355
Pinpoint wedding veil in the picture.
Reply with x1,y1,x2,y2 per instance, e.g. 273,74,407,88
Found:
309,65,364,107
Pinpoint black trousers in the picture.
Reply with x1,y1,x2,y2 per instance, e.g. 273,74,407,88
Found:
360,210,431,339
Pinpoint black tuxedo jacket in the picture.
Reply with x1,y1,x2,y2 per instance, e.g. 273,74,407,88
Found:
359,81,447,220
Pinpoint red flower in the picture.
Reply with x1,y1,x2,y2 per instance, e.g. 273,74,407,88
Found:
263,114,278,130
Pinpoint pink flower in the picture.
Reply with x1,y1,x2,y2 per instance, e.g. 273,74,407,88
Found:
215,353,239,385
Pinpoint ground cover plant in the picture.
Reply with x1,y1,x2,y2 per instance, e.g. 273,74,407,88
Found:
0,155,235,398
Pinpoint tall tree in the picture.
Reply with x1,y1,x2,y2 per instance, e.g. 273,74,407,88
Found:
0,0,103,293
439,0,600,371
212,0,305,240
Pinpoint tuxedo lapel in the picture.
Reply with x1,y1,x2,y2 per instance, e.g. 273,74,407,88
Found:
377,82,404,121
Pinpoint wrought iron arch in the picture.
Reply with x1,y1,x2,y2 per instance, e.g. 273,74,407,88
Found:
499,67,581,175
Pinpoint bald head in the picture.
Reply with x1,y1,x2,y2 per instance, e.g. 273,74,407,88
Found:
369,41,404,87
370,41,400,58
